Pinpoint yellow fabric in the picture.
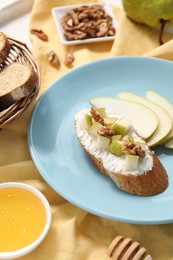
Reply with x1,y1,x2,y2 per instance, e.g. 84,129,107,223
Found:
1,0,173,259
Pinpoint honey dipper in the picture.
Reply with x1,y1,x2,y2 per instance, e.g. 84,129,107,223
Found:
107,235,152,260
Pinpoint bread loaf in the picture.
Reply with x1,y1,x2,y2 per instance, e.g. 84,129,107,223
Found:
0,62,38,111
75,107,168,196
0,32,10,64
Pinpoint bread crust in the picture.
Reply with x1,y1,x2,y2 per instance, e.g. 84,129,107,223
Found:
75,120,168,196
110,153,168,196
0,62,38,111
0,32,10,64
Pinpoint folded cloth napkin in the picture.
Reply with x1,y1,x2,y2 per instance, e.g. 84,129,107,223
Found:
1,0,173,259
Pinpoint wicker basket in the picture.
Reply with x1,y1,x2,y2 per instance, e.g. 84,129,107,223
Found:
0,36,40,129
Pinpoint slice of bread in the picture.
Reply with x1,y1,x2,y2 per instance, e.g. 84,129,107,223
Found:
75,107,168,196
0,62,38,111
0,32,10,64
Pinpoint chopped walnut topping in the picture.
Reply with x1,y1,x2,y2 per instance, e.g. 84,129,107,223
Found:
47,51,60,68
61,4,116,41
97,126,115,136
123,142,145,158
133,144,145,158
30,29,48,41
123,142,135,150
90,106,104,125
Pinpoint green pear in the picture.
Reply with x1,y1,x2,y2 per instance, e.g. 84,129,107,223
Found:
164,137,173,149
124,154,139,171
122,0,173,44
122,134,134,142
104,117,117,128
109,141,123,156
96,107,107,117
111,135,122,142
118,91,172,147
112,123,126,135
95,135,110,149
146,90,173,144
90,96,158,141
85,114,93,128
88,121,102,137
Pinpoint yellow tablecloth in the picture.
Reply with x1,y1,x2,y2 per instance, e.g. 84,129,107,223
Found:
1,0,173,259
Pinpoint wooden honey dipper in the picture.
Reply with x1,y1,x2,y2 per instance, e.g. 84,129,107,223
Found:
107,235,152,260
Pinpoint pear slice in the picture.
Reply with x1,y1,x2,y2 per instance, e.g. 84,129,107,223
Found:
111,135,122,141
146,90,173,144
118,92,172,147
96,107,107,117
104,117,117,128
112,123,126,135
88,121,102,137
124,154,139,171
109,141,123,156
95,135,110,149
164,137,173,149
122,134,134,142
90,97,158,141
85,114,92,128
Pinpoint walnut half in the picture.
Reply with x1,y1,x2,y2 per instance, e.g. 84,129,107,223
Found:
123,142,145,158
47,51,60,68
90,106,104,125
97,127,115,136
64,52,74,66
30,29,49,41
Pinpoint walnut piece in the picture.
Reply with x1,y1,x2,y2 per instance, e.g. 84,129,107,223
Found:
89,106,146,157
47,51,60,68
61,5,116,41
90,106,104,125
64,52,74,66
30,29,48,41
123,142,145,158
97,127,115,136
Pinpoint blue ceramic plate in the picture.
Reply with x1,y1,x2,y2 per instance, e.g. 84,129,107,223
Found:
28,57,173,224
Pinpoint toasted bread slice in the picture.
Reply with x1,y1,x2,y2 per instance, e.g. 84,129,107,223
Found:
0,62,38,111
75,108,168,196
0,32,10,64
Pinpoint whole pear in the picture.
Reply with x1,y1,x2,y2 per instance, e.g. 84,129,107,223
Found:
122,0,173,27
122,0,173,44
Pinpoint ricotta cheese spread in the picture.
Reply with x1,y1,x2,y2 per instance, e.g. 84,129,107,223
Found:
75,108,153,175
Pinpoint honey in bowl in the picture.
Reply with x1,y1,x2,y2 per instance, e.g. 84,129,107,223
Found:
0,183,51,257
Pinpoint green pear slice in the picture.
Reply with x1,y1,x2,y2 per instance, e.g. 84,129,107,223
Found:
118,92,172,147
109,140,123,156
90,97,158,140
95,135,110,149
85,114,92,127
146,90,173,144
124,154,139,171
88,121,103,137
164,137,173,149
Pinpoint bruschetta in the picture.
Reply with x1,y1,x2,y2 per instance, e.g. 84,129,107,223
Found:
74,106,168,196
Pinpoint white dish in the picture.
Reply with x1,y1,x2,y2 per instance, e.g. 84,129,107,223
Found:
0,182,51,259
51,2,118,45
